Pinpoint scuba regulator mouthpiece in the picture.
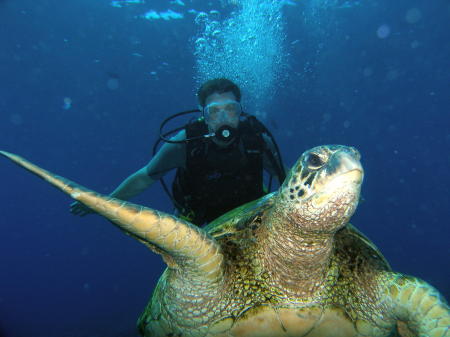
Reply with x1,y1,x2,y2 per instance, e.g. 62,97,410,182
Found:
215,125,237,142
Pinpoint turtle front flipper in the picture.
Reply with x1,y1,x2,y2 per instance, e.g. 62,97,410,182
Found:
0,151,225,286
382,272,450,336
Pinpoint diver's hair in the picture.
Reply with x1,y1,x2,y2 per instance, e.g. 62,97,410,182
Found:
197,78,241,107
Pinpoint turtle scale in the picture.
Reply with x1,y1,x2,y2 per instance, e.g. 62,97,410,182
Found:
1,145,448,337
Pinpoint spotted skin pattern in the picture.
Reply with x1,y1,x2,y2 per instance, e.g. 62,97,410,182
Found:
1,146,448,337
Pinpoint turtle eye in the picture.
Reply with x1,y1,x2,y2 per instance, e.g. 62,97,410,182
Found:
306,153,325,169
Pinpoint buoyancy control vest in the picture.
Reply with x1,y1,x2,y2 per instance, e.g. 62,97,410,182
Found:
172,115,267,225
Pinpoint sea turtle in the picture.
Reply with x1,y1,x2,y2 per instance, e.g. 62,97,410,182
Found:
1,145,449,337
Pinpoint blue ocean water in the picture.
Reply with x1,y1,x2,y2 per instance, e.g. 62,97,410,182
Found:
0,0,449,336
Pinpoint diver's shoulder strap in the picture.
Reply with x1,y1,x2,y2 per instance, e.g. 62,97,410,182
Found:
185,118,208,139
239,115,265,154
242,113,267,134
242,113,286,184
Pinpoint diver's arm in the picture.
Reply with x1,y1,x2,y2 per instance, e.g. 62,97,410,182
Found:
70,131,186,216
144,131,186,181
110,131,186,200
108,167,155,201
109,130,187,200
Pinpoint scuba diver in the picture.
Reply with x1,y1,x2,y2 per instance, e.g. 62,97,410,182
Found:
70,78,286,226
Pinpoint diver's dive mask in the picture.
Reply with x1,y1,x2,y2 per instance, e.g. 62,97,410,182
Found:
203,100,242,142
203,100,242,121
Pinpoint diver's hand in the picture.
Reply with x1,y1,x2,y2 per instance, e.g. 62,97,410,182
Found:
70,201,95,216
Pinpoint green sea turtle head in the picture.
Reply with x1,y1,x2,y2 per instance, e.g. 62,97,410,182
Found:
278,145,363,234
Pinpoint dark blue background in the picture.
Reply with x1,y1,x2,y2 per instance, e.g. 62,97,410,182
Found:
0,0,449,336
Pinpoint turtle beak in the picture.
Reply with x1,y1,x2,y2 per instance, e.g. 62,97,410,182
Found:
313,147,363,192
331,150,363,185
311,149,363,216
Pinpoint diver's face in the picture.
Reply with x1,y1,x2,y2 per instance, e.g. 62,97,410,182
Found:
203,92,241,133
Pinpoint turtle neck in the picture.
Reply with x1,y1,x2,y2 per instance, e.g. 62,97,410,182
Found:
257,205,335,299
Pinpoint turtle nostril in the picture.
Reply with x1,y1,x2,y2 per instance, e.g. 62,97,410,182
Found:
349,147,361,160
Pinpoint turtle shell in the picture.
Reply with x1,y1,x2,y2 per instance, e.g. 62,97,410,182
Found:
195,193,396,337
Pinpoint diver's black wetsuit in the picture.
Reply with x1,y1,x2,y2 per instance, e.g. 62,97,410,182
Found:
171,115,285,225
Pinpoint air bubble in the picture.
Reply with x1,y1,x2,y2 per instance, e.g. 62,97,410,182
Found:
195,12,208,25
10,113,23,126
107,78,120,90
194,0,287,115
376,24,391,39
405,8,422,24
